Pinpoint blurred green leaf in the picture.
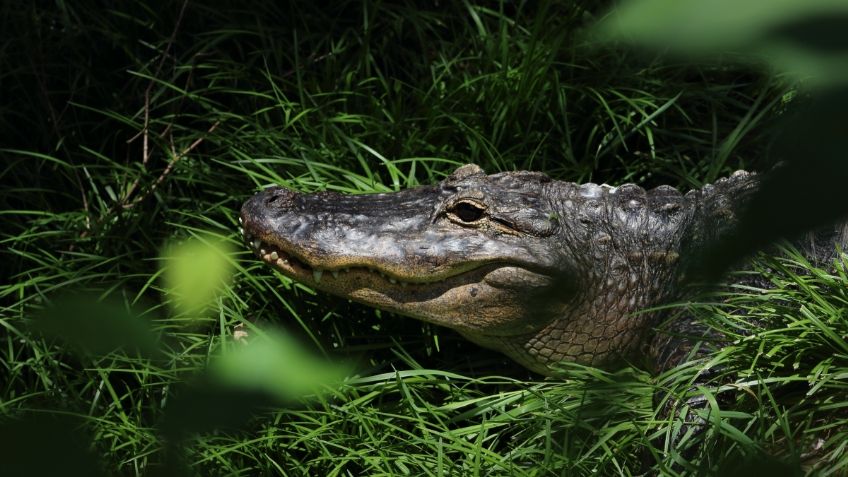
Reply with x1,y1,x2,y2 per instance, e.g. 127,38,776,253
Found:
159,380,276,441
717,452,803,477
689,88,848,280
209,327,350,400
161,236,235,318
34,293,161,360
595,0,848,84
0,413,109,477
160,327,350,440
594,1,848,279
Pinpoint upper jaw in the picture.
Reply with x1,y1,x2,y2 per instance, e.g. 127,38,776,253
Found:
240,221,556,291
240,186,563,285
242,226,430,287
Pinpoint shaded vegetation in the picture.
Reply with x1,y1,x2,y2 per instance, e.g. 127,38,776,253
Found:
1,1,846,475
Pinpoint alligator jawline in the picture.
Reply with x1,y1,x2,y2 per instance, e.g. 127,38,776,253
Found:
245,234,543,289
247,232,470,287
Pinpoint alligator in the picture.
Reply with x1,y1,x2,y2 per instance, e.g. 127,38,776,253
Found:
240,163,847,375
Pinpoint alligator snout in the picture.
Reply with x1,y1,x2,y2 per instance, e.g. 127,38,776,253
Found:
242,187,297,221
265,187,298,207
240,187,300,245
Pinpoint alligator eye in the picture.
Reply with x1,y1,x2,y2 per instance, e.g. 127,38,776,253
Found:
451,201,486,223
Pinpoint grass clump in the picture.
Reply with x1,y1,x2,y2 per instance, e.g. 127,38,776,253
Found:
1,1,846,475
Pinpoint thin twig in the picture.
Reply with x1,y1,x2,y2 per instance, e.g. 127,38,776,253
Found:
124,0,190,203
280,50,335,79
123,120,220,209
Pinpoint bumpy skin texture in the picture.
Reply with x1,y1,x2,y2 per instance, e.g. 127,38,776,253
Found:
241,164,766,375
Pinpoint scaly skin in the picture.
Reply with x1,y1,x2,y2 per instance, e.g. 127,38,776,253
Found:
240,164,761,375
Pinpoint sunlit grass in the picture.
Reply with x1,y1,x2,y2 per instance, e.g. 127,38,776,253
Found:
1,1,846,475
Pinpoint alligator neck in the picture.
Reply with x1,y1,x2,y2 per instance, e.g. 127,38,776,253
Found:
472,172,760,372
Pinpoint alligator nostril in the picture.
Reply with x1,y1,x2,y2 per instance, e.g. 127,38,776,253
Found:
264,188,297,208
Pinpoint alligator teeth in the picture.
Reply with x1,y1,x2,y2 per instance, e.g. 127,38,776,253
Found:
270,251,278,260
389,277,397,284
252,239,261,249
331,270,339,279
238,217,243,224
260,248,267,255
238,226,244,235
276,258,287,266
313,269,323,283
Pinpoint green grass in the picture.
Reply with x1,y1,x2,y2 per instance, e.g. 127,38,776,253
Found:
1,1,846,475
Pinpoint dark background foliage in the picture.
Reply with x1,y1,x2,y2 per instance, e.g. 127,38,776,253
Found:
2,1,845,475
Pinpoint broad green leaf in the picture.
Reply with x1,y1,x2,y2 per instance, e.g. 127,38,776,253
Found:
595,0,848,85
161,236,235,318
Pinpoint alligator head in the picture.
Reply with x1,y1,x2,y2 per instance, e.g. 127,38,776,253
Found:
241,164,758,375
